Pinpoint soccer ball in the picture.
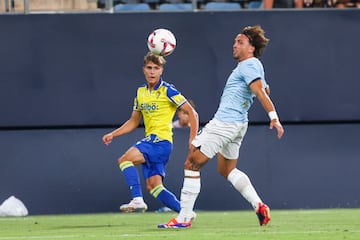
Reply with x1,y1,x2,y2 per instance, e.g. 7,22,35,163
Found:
147,28,176,57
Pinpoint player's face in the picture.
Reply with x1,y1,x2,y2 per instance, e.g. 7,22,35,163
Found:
143,61,163,88
233,34,255,61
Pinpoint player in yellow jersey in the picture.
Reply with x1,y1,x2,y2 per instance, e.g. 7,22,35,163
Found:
102,52,198,213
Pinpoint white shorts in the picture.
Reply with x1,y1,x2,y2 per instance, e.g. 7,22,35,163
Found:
192,119,248,159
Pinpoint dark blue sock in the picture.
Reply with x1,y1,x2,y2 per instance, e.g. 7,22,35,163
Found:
150,184,180,212
119,161,142,198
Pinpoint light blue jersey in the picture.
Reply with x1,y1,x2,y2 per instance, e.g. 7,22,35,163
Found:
214,57,268,123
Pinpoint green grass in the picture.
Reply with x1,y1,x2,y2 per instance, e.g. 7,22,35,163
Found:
0,209,359,240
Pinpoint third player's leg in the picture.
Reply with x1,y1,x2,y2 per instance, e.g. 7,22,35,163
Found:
217,153,238,178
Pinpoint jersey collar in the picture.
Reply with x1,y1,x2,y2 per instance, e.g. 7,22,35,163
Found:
152,77,164,90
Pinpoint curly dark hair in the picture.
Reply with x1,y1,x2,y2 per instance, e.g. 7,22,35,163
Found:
241,25,270,58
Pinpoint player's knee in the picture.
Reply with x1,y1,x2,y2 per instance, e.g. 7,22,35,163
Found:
118,154,130,164
117,157,125,165
184,158,202,171
146,183,153,192
184,160,192,170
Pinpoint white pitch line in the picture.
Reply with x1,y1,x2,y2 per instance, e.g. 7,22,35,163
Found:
0,236,79,240
0,233,178,240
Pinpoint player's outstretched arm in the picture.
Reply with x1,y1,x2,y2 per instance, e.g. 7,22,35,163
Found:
178,102,199,148
250,80,284,139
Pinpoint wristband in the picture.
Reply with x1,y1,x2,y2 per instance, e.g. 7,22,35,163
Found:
268,111,279,121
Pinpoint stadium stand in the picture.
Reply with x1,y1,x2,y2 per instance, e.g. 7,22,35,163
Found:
158,3,193,10
0,0,98,12
204,1,242,9
0,0,266,12
114,2,151,11
247,1,262,8
143,0,161,9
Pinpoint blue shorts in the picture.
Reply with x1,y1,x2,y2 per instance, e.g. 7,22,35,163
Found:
134,134,173,180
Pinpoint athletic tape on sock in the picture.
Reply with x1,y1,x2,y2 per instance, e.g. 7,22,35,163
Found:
184,170,200,177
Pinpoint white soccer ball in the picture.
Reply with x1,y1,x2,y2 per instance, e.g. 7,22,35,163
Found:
147,28,176,57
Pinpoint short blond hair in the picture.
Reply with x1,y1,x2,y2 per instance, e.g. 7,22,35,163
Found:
144,52,166,66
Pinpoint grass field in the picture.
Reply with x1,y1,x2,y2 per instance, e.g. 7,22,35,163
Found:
0,209,359,240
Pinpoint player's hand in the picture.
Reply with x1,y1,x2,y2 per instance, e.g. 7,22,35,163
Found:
102,133,114,145
270,120,284,139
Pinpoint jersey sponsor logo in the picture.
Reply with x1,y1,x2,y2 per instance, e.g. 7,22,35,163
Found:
241,100,249,108
140,102,158,111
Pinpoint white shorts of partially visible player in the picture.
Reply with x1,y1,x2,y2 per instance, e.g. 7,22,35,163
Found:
192,119,248,160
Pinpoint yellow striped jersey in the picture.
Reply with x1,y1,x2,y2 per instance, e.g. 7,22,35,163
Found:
133,78,186,143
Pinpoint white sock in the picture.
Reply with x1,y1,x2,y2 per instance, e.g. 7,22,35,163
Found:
177,170,201,222
227,168,262,210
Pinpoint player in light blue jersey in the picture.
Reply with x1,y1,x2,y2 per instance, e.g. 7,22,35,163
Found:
214,57,268,123
159,25,284,229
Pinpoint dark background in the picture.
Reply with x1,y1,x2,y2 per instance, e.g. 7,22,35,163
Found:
0,9,359,214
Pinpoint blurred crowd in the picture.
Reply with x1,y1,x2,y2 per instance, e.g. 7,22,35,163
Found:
262,0,360,8
98,0,360,9
1,0,358,13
